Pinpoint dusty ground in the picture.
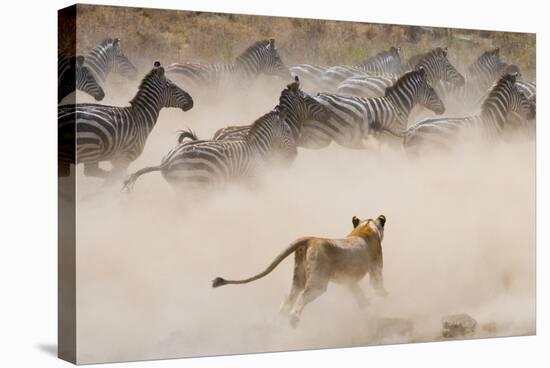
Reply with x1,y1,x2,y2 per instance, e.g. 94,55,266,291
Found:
68,69,536,363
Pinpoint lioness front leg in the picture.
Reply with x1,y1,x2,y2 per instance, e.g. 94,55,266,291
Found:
370,267,388,297
348,283,370,309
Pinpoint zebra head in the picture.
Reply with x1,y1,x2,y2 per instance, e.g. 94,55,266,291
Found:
135,61,194,112
481,72,535,128
414,47,465,87
110,38,138,80
236,38,291,80
468,47,520,88
74,55,105,101
278,76,330,140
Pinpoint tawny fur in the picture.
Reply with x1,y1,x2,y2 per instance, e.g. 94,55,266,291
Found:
212,215,388,327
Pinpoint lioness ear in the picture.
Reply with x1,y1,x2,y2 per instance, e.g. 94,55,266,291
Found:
378,215,386,227
352,216,360,228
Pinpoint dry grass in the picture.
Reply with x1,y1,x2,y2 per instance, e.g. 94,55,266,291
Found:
72,4,535,80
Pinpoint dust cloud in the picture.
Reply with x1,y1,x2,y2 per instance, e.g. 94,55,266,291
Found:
69,73,535,364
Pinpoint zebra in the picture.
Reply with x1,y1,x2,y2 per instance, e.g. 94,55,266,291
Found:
319,47,402,90
403,73,535,155
336,47,464,98
58,61,194,180
177,76,330,144
122,108,297,193
299,67,445,149
84,38,138,82
434,47,521,113
58,50,105,103
165,38,290,90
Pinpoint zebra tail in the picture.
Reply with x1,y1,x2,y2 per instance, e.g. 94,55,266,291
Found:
122,163,167,193
177,128,199,143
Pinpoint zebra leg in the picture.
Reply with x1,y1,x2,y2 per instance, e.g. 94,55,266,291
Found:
83,162,110,178
103,159,131,187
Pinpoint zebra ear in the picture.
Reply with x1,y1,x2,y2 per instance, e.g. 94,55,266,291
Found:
493,47,500,55
154,61,161,68
76,55,85,66
417,66,426,76
352,216,360,228
442,47,448,56
269,38,275,48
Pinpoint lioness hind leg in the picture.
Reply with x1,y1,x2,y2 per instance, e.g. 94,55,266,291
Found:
280,247,306,316
288,254,330,328
289,281,328,328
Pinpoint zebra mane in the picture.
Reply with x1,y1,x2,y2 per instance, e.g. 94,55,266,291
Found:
235,39,273,63
385,69,423,96
129,67,163,106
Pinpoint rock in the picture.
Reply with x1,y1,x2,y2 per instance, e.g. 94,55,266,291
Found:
442,314,477,338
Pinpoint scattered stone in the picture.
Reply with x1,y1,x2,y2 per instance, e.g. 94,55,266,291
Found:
442,313,477,338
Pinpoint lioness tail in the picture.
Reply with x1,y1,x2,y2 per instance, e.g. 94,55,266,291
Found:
211,237,309,288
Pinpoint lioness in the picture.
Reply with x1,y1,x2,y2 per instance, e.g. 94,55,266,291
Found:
212,214,388,327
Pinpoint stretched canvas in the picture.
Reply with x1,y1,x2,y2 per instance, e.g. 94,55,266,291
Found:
58,4,536,364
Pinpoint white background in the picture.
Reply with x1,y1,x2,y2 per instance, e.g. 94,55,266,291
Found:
0,0,547,366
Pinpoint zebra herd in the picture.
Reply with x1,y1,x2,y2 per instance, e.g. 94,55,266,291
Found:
58,37,536,195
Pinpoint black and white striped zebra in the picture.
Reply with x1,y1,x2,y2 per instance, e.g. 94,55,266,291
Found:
337,47,464,98
299,68,445,149
58,62,193,179
122,108,296,193
166,39,290,90
201,76,329,143
403,73,535,155
58,50,105,103
84,38,138,82
319,47,402,90
435,48,520,113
